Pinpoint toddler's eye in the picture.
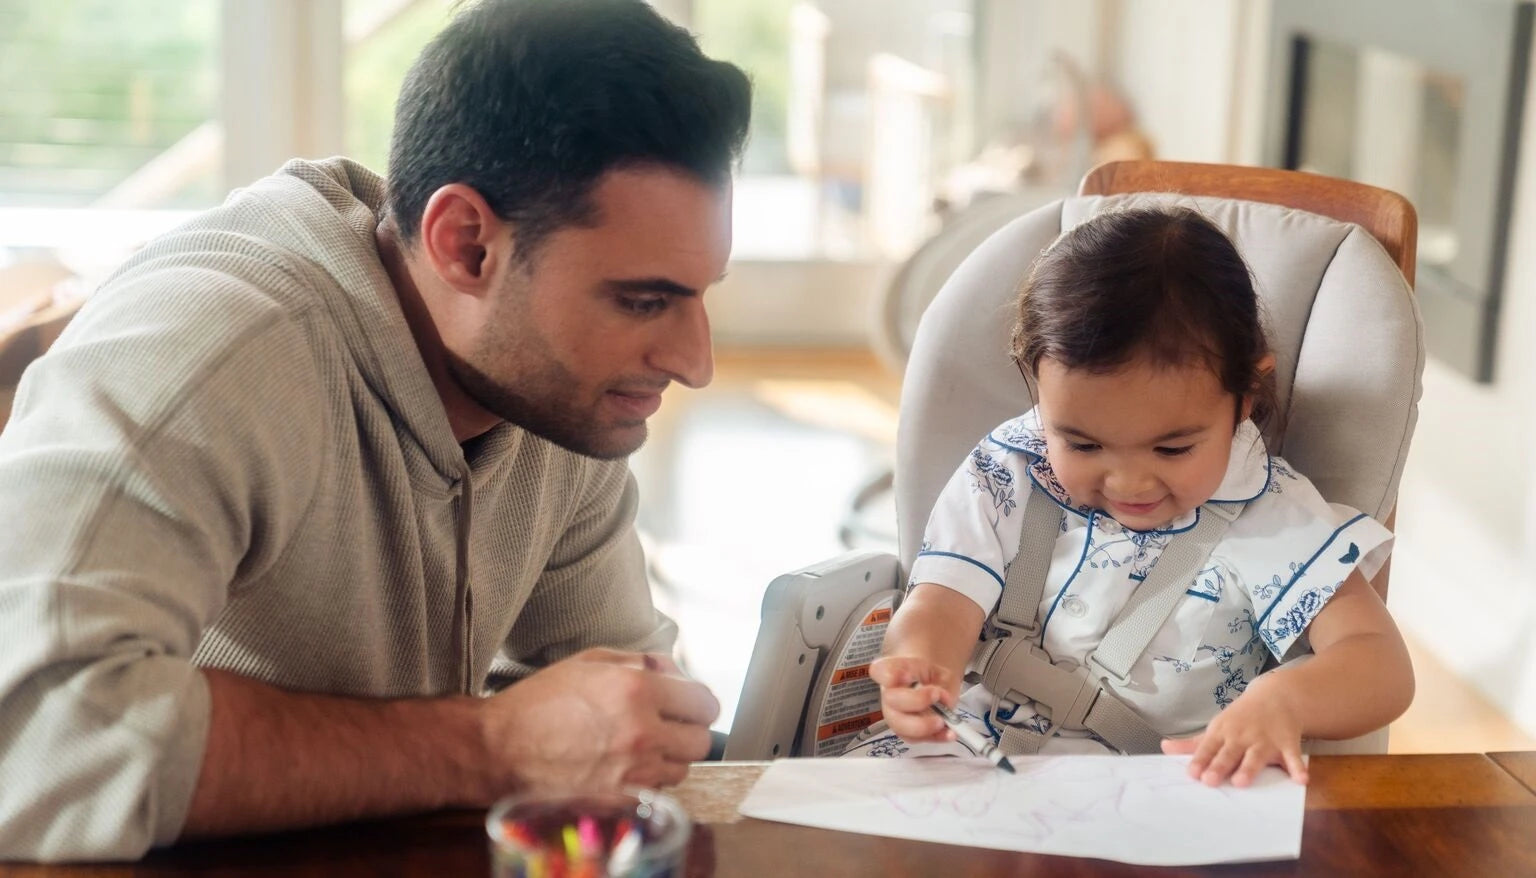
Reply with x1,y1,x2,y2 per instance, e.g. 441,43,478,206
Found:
1066,441,1100,453
1155,445,1194,457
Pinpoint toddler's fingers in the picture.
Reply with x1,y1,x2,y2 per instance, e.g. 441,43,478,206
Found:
886,710,949,742
1161,736,1200,756
1282,748,1309,785
1186,733,1222,779
883,683,940,714
1199,741,1244,787
869,657,921,688
915,681,958,709
1229,747,1272,788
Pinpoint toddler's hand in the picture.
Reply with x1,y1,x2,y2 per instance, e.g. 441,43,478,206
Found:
1160,673,1307,787
869,656,960,743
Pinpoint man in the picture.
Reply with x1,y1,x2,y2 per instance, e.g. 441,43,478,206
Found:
0,0,750,861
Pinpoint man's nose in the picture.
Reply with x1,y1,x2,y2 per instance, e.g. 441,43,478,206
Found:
652,302,714,389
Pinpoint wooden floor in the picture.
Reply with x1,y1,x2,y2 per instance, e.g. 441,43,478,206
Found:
632,346,1536,753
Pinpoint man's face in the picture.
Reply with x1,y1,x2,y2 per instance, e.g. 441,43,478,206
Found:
446,167,731,459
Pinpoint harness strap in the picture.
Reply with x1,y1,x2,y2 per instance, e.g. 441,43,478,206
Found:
991,488,1061,638
973,487,1241,754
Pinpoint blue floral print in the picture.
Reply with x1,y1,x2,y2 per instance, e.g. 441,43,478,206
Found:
1153,655,1193,673
1085,526,1172,578
1188,564,1227,601
1262,582,1341,653
992,416,1047,455
969,448,1017,515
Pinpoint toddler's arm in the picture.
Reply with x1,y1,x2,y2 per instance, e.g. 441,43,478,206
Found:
1163,569,1414,786
869,583,987,743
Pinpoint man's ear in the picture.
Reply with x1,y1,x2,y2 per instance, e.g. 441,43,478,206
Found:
416,183,513,296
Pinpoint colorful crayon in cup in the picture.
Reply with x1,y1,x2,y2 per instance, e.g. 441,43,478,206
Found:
486,789,689,878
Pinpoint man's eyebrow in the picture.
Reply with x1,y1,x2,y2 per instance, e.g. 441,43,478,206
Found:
606,277,699,297
1057,424,1207,443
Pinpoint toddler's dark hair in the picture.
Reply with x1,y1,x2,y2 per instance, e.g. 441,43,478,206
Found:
1010,207,1276,429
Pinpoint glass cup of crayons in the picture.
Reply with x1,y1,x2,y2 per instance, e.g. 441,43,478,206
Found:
486,788,692,878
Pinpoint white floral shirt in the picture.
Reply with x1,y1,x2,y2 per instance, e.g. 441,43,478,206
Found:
845,408,1391,758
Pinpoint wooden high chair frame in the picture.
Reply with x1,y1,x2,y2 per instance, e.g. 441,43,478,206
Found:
1078,160,1419,601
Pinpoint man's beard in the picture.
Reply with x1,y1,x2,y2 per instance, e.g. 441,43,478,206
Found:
444,348,646,460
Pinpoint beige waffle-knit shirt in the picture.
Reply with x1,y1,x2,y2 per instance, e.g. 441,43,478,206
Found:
0,158,675,861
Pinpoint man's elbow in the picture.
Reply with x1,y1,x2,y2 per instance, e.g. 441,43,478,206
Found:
0,658,210,862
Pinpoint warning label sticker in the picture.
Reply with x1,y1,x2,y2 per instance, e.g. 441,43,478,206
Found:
812,598,895,756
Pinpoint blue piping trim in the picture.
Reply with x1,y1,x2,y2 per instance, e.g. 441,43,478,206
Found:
987,435,1036,455
1024,466,1091,521
986,424,1042,457
1209,452,1274,504
1122,506,1200,536
1184,589,1219,602
982,709,1002,742
1257,512,1369,627
1040,510,1095,641
1021,467,1204,537
914,550,1005,590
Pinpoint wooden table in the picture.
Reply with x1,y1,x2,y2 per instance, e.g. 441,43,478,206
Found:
1491,750,1536,795
3,754,1533,876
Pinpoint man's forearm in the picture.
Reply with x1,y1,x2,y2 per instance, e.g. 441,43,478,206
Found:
181,668,492,840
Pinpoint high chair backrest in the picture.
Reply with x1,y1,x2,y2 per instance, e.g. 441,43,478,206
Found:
896,161,1424,601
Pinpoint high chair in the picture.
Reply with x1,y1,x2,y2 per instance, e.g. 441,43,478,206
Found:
723,160,1423,760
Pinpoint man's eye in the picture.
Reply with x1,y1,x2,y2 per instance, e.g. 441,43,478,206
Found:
1155,445,1195,457
619,296,668,315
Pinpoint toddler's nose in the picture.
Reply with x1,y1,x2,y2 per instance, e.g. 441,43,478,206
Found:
1105,468,1157,500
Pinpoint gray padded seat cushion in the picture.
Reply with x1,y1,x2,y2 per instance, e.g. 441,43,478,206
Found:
896,192,1425,571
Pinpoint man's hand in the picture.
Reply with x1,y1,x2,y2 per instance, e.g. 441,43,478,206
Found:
480,648,720,796
869,655,960,744
1160,673,1307,787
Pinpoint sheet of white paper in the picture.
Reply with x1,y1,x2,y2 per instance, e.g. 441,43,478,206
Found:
736,754,1305,866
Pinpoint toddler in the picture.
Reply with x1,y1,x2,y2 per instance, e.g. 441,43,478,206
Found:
845,207,1415,787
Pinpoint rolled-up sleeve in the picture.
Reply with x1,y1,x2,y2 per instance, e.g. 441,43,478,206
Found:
0,272,324,861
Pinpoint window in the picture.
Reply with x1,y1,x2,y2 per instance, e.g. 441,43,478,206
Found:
0,0,220,209
694,0,982,260
344,0,454,174
0,0,219,273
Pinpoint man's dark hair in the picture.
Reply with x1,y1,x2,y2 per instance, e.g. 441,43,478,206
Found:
387,0,751,257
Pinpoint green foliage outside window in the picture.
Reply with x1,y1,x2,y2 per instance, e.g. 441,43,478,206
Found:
0,0,217,206
344,0,454,175
0,0,796,207
693,0,792,174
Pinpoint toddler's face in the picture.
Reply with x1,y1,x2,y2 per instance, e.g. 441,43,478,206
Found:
1034,357,1243,531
